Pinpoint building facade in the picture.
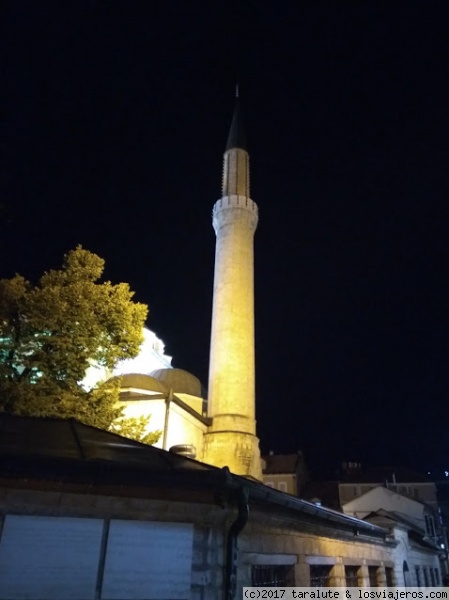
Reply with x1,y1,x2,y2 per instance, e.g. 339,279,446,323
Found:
1,414,432,600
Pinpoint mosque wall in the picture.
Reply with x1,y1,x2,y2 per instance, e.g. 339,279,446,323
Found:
119,397,207,456
120,398,167,443
164,401,208,458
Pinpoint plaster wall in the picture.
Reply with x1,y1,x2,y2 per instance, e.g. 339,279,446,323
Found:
165,402,207,457
119,398,207,455
175,392,204,415
391,527,441,587
343,486,425,529
120,398,166,444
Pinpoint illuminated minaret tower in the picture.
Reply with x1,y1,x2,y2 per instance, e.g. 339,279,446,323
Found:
203,95,262,480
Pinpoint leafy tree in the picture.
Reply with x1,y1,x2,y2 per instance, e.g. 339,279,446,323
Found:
0,246,160,443
110,414,161,446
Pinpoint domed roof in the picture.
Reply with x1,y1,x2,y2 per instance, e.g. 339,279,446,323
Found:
150,368,203,397
118,373,168,395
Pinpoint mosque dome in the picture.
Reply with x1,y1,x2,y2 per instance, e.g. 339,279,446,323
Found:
150,368,203,398
118,373,169,395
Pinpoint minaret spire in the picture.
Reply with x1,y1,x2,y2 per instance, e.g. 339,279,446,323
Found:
203,97,261,480
223,95,249,197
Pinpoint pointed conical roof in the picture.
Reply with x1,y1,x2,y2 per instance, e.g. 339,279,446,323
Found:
225,100,247,151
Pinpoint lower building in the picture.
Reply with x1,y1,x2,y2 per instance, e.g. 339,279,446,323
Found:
262,451,308,495
0,414,444,600
342,487,444,586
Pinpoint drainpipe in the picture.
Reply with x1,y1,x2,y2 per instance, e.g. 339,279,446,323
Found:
225,485,249,600
162,389,173,450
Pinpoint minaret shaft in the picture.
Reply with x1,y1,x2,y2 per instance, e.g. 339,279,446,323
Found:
203,110,262,480
208,193,257,428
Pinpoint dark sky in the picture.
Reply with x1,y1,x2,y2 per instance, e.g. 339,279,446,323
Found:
2,1,449,475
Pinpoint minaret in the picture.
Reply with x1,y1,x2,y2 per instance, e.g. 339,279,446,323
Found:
203,95,262,480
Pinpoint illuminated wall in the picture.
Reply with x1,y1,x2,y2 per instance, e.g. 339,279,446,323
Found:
83,328,172,391
120,397,207,456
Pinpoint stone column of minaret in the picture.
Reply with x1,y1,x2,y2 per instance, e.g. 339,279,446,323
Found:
203,99,262,480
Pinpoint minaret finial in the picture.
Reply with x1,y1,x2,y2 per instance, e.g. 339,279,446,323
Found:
225,92,246,151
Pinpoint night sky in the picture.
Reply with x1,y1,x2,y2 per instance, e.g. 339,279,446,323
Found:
3,2,449,475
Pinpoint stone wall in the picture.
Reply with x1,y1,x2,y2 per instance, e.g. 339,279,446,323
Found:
1,483,443,599
238,506,395,588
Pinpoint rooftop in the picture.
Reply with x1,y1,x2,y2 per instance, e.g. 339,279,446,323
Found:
0,414,387,541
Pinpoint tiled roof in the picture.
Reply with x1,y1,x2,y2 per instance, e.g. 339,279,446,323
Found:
0,414,387,540
262,453,300,474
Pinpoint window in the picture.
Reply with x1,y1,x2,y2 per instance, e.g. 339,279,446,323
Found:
252,565,294,587
368,566,379,587
434,568,440,586
423,567,429,587
403,561,410,587
415,567,421,587
345,566,359,586
430,568,435,587
425,515,436,537
385,567,394,587
310,565,332,587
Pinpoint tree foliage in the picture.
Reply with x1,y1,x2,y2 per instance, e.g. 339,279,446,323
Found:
110,414,161,446
0,246,160,443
